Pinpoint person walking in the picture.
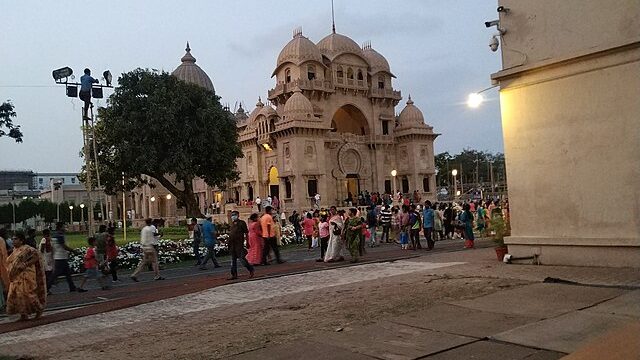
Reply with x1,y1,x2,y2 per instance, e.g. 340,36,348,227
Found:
461,203,476,249
344,208,363,263
25,228,37,248
302,213,315,251
38,229,54,294
409,205,422,250
289,210,302,243
227,211,254,280
77,237,109,292
261,206,284,264
199,216,221,270
190,218,203,266
317,214,330,262
366,205,378,247
255,196,262,212
106,227,119,282
48,222,78,292
324,207,345,262
379,205,392,243
443,203,454,239
94,224,111,287
422,200,435,250
5,232,47,321
130,218,164,281
246,213,264,265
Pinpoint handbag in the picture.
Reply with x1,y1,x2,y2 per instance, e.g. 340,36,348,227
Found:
331,222,342,236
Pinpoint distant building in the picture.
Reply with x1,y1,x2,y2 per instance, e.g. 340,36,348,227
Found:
33,172,79,191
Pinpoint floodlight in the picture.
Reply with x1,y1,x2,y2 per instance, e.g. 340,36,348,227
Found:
92,87,103,99
66,85,78,98
52,67,73,81
103,70,113,87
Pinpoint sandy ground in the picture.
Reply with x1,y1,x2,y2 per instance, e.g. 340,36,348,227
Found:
19,267,529,359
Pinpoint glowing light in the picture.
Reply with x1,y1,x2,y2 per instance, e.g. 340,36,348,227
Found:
150,196,156,202
166,194,172,200
451,169,458,176
80,203,85,208
391,169,397,177
467,92,484,108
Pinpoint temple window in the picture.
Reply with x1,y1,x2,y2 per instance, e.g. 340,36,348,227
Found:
285,68,291,83
347,67,354,79
307,65,316,80
378,75,385,89
357,70,363,81
337,66,344,78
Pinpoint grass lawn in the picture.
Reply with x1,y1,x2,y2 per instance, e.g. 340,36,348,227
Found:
64,229,188,249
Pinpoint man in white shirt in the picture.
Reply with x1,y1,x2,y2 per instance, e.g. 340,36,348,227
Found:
255,196,262,212
130,218,164,281
314,193,321,209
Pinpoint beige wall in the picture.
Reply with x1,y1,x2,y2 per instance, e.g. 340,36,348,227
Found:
494,0,640,267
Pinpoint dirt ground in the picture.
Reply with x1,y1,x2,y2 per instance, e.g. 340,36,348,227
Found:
27,271,530,359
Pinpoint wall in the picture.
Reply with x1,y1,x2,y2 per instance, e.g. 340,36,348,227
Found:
494,0,640,267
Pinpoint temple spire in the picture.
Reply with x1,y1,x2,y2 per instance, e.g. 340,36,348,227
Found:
186,41,190,52
331,0,336,33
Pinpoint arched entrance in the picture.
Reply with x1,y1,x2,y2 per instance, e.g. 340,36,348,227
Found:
268,167,280,198
331,104,369,135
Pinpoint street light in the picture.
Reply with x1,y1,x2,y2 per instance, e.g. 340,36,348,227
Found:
452,169,458,200
69,205,74,225
80,203,85,227
166,194,172,200
466,85,498,108
391,169,398,197
150,196,156,202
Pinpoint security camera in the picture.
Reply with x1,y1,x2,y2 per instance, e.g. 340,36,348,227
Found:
485,20,500,28
489,35,499,52
497,6,510,13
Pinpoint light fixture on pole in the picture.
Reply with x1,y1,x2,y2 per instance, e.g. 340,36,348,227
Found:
69,205,74,224
391,169,398,197
80,203,85,229
467,85,498,108
122,172,127,243
451,169,458,200
166,194,172,200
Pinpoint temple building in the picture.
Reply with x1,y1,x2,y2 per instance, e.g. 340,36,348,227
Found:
119,28,439,224
233,28,438,211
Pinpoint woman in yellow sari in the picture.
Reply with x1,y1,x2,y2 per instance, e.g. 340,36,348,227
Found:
6,232,47,321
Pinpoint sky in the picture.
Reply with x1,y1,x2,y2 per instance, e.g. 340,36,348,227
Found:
0,0,503,173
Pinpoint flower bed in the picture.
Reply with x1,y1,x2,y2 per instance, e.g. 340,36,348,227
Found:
68,234,230,274
67,225,297,274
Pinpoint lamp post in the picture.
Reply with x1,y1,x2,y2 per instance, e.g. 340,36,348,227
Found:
466,85,498,108
69,205,74,225
11,200,16,231
451,169,458,201
390,170,397,193
80,203,85,230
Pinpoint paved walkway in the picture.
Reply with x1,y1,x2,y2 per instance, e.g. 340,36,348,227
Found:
0,242,637,359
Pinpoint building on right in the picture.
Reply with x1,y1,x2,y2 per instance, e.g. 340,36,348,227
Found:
491,0,640,267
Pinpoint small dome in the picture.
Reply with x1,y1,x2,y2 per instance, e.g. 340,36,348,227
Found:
398,96,426,127
317,32,367,61
283,90,314,119
362,42,394,77
172,42,215,92
275,29,323,73
258,103,278,118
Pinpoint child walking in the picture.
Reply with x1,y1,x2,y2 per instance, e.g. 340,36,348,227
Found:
77,237,108,292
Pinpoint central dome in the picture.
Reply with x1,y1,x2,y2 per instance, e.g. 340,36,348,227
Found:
316,32,366,60
275,30,323,73
172,42,215,93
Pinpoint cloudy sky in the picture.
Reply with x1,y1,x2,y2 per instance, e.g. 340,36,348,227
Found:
0,0,503,173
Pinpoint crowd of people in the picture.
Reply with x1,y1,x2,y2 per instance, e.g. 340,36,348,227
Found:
0,190,508,322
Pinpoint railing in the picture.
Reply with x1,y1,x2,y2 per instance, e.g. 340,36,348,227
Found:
268,79,333,98
369,88,402,100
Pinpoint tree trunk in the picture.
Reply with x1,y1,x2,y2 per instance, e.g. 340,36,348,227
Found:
152,174,204,219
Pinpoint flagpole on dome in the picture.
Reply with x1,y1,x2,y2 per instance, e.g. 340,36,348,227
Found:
331,0,336,33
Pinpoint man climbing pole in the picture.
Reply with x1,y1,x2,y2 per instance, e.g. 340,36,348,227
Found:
80,68,99,119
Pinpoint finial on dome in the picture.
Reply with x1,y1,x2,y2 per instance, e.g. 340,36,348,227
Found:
362,40,371,51
181,42,196,63
256,97,264,107
331,0,336,33
407,95,414,105
292,26,303,38
185,41,191,52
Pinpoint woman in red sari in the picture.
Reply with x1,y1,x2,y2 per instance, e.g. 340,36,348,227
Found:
245,213,264,265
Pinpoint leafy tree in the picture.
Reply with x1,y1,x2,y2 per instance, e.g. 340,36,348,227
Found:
0,101,23,142
435,149,507,189
89,68,242,217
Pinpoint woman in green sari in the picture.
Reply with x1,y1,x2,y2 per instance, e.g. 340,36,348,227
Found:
343,208,363,263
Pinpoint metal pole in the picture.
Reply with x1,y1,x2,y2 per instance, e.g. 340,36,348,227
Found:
122,172,127,243
453,175,457,201
82,108,95,236
490,161,495,198
90,114,106,224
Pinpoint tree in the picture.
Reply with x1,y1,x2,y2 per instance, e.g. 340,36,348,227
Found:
90,68,242,217
0,101,23,142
